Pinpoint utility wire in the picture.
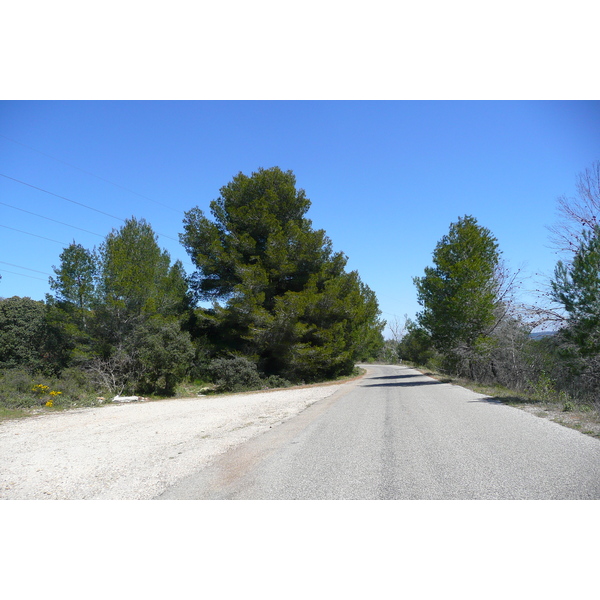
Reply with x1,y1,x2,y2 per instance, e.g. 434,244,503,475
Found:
0,223,68,246
0,200,103,238
0,261,52,276
0,133,182,214
0,268,47,281
1,173,125,222
0,173,179,242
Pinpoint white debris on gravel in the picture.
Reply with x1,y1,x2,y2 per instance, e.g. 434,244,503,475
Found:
0,384,344,500
112,395,147,403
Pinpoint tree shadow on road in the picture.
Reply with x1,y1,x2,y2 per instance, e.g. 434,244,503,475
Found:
370,374,425,381
468,396,506,405
468,396,540,406
363,372,449,388
362,380,445,388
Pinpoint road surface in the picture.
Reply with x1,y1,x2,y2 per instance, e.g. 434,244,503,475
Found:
157,364,600,499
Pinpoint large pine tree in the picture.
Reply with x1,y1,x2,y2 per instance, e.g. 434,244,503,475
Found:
181,167,383,381
413,215,502,373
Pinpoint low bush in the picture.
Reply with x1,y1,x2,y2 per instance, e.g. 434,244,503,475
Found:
262,374,292,389
0,368,100,410
208,356,263,393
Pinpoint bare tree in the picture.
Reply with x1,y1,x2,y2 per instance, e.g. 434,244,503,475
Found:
387,313,409,344
85,346,140,396
548,160,600,255
518,161,600,330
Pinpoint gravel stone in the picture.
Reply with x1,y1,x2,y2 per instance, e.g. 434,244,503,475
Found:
0,385,344,500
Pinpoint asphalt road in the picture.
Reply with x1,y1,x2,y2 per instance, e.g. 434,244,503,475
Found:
157,364,600,499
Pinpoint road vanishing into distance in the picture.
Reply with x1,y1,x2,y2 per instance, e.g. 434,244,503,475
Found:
157,364,600,500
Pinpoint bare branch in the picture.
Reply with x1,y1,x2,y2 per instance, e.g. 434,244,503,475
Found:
548,160,600,255
388,314,409,344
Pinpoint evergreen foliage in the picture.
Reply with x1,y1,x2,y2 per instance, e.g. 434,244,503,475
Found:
0,297,52,372
3,161,599,414
208,356,263,392
128,317,195,396
181,167,344,306
403,199,598,410
397,319,435,365
96,218,189,330
1,169,384,403
413,215,502,375
39,218,194,396
49,243,97,326
181,167,384,382
551,225,600,391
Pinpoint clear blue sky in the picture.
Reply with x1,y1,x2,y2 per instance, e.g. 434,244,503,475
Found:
1,101,599,335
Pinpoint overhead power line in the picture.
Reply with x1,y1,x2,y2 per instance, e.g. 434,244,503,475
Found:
0,268,47,282
0,261,52,276
0,223,68,246
0,133,182,214
0,173,179,242
0,173,125,222
0,200,103,238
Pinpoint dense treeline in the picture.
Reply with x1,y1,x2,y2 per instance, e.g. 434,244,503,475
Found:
2,162,598,413
0,167,385,409
394,161,600,411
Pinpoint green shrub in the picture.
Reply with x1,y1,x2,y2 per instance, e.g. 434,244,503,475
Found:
426,353,446,374
132,319,195,396
209,356,263,393
0,368,34,394
0,368,99,410
530,371,557,403
0,369,38,409
262,374,292,389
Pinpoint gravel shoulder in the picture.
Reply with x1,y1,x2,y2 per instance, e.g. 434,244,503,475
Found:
0,384,348,500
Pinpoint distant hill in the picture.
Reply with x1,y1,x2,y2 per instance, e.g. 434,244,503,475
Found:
529,331,557,340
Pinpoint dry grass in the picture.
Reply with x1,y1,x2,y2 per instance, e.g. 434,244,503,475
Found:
0,406,30,423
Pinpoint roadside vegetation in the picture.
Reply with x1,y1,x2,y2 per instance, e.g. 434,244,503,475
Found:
399,361,600,439
375,160,600,438
1,168,384,421
2,161,598,434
